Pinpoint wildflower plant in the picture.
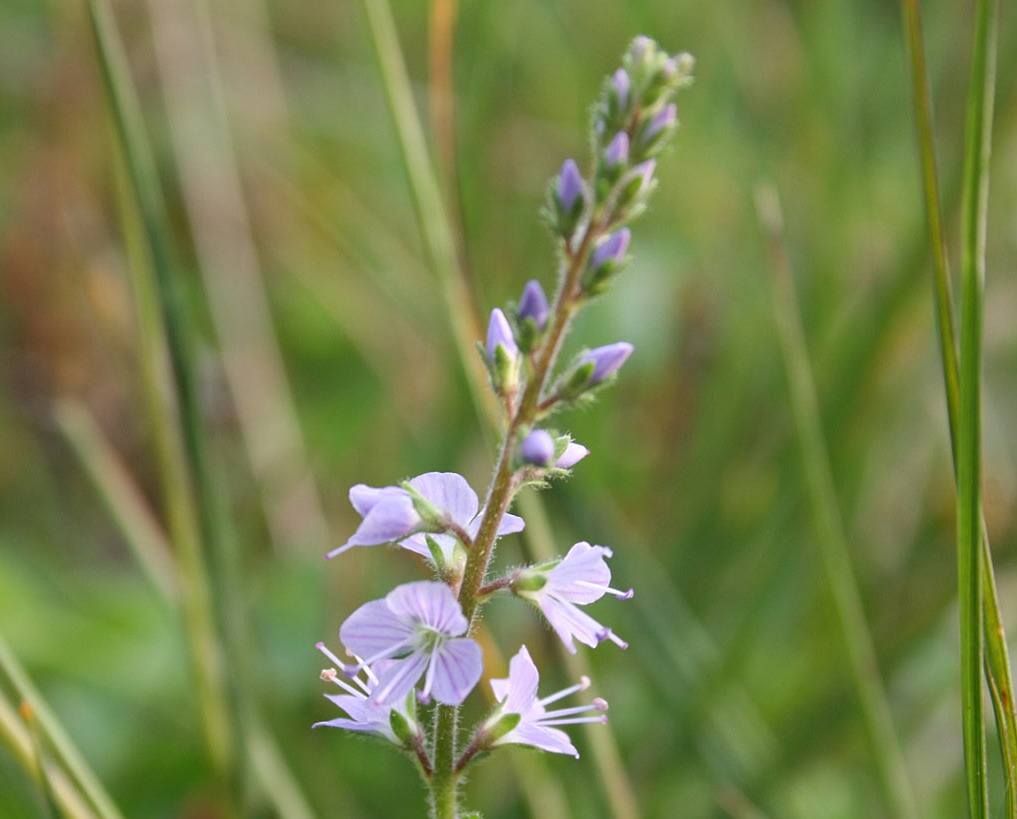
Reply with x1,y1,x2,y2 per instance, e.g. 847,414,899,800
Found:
316,36,693,818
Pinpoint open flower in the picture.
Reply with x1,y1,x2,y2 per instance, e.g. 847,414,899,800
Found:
486,645,608,757
328,471,524,562
515,542,633,653
339,581,482,706
313,646,415,745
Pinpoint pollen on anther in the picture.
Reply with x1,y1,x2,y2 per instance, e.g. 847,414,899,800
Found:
593,697,609,711
579,675,591,691
320,668,337,682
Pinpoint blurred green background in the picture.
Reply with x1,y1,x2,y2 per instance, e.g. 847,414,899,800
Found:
1,0,1017,816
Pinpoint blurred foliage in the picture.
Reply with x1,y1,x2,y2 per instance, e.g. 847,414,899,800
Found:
1,0,1017,817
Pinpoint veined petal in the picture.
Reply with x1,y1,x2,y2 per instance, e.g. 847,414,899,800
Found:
467,508,526,540
544,542,613,604
349,484,403,516
340,599,415,659
496,645,540,714
501,721,579,758
345,495,420,547
408,472,478,528
429,638,483,705
386,581,468,636
371,651,430,705
538,596,608,654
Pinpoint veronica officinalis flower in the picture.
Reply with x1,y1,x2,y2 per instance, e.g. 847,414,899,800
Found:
314,646,419,746
340,581,483,706
555,442,589,469
583,228,631,294
514,542,632,653
484,645,608,757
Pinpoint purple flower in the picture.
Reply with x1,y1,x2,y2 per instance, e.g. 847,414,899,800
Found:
400,473,525,565
591,229,631,271
518,280,549,331
520,430,555,466
516,542,632,654
487,645,608,757
610,68,630,111
630,160,656,192
555,442,589,469
329,472,523,562
340,581,483,706
643,103,676,143
581,342,634,384
313,646,413,744
486,308,518,360
604,132,629,168
556,159,584,213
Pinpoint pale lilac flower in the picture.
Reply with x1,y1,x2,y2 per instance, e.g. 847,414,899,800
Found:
610,68,630,111
604,132,629,168
313,647,412,744
556,159,584,213
329,472,522,561
516,542,632,654
340,581,482,706
399,473,525,565
629,160,656,193
582,342,634,384
520,430,555,466
643,103,677,143
518,280,549,331
486,308,518,359
487,645,608,757
555,442,589,469
590,229,631,271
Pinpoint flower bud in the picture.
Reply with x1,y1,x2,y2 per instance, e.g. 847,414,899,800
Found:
518,280,549,331
485,309,520,397
614,161,656,221
520,430,555,466
583,228,631,294
582,342,634,384
553,159,586,238
555,442,589,469
637,103,677,157
603,132,629,170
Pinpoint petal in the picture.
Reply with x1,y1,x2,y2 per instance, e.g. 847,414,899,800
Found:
429,638,483,705
386,581,468,636
371,651,430,705
490,677,511,703
538,596,608,654
545,542,613,604
467,508,526,540
348,484,403,516
340,599,415,659
500,722,579,757
501,645,540,715
346,495,421,547
408,472,478,528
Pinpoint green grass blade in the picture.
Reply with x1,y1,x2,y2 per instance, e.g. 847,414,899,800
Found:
85,0,238,792
756,187,917,819
0,631,123,819
899,1,1017,813
955,0,998,814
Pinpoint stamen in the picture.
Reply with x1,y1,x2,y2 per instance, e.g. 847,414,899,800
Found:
316,642,345,668
542,703,601,720
539,681,585,708
321,668,367,699
539,715,608,727
593,698,609,711
576,580,633,599
595,628,628,649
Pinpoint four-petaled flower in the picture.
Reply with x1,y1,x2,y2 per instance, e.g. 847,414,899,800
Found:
340,581,482,706
515,542,633,653
313,644,414,745
328,471,524,564
487,645,608,757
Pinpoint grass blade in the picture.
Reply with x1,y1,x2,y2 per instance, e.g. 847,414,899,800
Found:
898,1,1016,814
756,187,917,819
85,0,237,792
955,0,998,814
0,631,123,819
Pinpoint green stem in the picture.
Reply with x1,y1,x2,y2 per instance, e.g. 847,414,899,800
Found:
899,1,1015,814
429,706,459,818
956,0,997,814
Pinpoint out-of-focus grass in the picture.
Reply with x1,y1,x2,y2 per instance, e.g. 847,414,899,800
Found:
1,0,1016,817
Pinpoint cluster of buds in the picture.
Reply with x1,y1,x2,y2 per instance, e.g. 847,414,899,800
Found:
316,36,692,812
